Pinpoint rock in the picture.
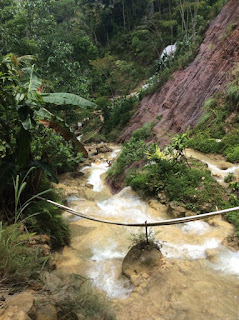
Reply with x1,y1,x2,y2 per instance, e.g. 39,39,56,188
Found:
36,304,57,320
85,183,94,189
70,172,84,179
0,306,31,320
142,273,149,279
122,242,163,279
96,144,112,154
6,292,36,319
167,202,187,218
205,249,219,263
157,192,167,204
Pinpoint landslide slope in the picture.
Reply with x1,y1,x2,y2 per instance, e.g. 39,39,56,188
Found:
120,0,239,144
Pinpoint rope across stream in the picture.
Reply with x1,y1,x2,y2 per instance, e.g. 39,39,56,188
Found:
38,197,239,227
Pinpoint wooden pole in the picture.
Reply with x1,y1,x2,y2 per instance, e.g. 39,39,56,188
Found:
145,220,149,244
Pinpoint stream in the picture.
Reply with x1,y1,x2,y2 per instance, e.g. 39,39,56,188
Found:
55,146,239,320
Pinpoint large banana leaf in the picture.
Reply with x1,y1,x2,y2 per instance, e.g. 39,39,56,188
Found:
41,93,96,108
37,108,88,158
21,66,42,92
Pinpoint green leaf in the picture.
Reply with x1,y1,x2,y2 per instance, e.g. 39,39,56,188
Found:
21,66,42,92
41,92,96,108
30,160,59,183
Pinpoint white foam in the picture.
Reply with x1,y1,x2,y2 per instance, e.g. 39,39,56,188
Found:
91,241,125,261
77,134,83,142
111,148,121,159
211,248,239,277
202,160,239,182
89,242,132,298
181,220,210,235
67,195,81,205
161,238,221,259
87,162,109,192
97,187,153,223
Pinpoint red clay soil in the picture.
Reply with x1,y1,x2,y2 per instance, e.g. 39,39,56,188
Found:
120,0,239,145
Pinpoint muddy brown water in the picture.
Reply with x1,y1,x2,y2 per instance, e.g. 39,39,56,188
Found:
55,146,239,320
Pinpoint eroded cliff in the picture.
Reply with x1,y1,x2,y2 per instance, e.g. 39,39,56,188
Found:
120,0,239,144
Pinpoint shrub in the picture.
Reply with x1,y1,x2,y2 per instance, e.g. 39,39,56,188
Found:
131,122,155,141
32,126,82,174
225,146,239,163
108,138,148,179
226,85,239,110
224,173,236,183
24,176,70,249
189,134,224,154
128,156,225,213
226,211,239,237
103,96,139,137
129,228,157,248
0,223,48,284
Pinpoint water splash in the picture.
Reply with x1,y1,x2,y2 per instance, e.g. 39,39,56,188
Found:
202,160,239,183
160,238,221,259
211,248,239,277
97,187,153,222
89,242,132,298
87,162,109,192
181,220,210,235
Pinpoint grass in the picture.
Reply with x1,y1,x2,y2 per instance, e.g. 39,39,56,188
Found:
44,273,116,320
0,223,48,285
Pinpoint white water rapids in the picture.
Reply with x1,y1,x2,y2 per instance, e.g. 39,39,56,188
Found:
56,146,239,319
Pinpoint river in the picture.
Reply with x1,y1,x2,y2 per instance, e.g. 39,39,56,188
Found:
55,146,239,319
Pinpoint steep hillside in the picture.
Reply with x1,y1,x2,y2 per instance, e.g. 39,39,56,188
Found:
120,0,239,144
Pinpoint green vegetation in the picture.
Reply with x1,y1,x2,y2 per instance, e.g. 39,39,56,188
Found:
0,223,48,284
189,64,239,162
110,130,236,215
108,122,155,179
0,0,228,141
127,150,225,213
45,274,115,320
224,173,236,183
0,54,93,249
130,228,158,248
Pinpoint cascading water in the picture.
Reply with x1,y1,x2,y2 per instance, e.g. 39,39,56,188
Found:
56,146,239,319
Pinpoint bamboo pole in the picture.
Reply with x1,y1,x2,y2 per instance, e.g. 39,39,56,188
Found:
37,197,239,227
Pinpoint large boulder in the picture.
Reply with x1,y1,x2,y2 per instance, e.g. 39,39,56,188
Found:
0,306,31,320
35,304,57,320
122,242,163,279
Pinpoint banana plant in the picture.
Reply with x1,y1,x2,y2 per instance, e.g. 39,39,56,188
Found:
20,64,95,157
0,54,95,190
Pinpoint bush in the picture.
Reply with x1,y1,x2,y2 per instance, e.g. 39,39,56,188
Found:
32,126,82,174
0,223,48,284
131,122,155,141
108,138,148,179
103,96,139,138
128,156,226,213
226,146,239,163
25,201,70,249
22,176,70,249
224,173,236,183
189,132,225,154
226,211,239,237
